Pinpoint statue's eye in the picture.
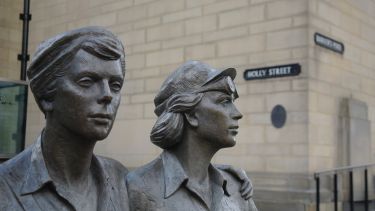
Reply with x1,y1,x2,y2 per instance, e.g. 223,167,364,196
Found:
110,81,122,92
77,77,94,87
218,96,233,104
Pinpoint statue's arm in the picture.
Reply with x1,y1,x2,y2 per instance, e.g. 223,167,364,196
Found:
248,198,258,211
214,164,253,200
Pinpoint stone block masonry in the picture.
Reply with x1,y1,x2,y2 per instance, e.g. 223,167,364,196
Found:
0,0,374,210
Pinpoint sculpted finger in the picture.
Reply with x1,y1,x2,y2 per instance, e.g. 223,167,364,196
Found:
241,184,253,200
240,180,249,192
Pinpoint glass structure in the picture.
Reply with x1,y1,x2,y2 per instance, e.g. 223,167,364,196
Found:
0,79,28,158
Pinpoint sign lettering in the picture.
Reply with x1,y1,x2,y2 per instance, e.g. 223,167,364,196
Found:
314,33,344,54
244,63,301,81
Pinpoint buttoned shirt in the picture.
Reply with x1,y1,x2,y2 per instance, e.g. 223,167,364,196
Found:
0,136,129,211
126,151,258,211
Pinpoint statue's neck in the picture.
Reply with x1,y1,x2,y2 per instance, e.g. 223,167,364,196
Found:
170,131,219,183
41,122,96,189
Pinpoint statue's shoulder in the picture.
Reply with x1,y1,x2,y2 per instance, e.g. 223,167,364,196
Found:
0,147,33,178
216,167,246,192
0,147,33,201
214,165,254,190
95,155,129,175
126,156,163,188
216,167,258,211
125,157,164,210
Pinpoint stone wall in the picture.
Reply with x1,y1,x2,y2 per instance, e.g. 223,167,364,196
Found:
0,0,22,80
24,1,313,208
27,0,311,173
1,0,374,210
308,0,375,171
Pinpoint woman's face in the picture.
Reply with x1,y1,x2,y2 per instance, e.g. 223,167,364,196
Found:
48,49,124,141
192,91,242,149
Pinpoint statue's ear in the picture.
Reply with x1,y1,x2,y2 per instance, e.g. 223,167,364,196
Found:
40,99,53,113
184,112,198,128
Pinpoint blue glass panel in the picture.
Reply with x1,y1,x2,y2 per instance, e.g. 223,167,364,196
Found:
0,80,28,158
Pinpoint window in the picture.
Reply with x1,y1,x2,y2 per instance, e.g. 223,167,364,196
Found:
0,79,28,159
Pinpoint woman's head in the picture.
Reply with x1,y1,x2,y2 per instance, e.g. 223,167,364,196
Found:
27,26,125,114
150,61,238,149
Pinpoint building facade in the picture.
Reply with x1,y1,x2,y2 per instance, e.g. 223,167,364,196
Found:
1,0,375,210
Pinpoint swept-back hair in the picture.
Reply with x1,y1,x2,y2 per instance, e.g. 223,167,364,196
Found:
150,93,203,149
150,60,237,149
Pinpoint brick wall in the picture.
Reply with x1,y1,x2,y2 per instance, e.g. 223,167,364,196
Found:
26,0,312,175
0,0,22,79
2,0,373,209
308,0,375,171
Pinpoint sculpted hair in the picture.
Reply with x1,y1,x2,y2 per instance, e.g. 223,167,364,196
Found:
150,93,204,149
27,26,125,113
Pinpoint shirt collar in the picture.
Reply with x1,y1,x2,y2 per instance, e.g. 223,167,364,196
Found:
20,135,115,200
21,135,53,195
208,165,231,196
162,150,230,199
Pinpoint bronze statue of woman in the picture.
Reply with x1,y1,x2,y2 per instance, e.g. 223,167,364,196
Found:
0,26,129,211
126,61,258,211
0,27,253,211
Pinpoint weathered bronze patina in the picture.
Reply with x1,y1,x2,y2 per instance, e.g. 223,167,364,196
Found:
0,27,254,211
0,26,129,211
126,61,258,211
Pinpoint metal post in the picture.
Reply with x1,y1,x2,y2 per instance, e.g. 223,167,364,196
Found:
334,174,338,211
316,176,320,211
364,169,368,211
349,171,354,211
17,0,31,154
18,0,31,81
15,87,28,153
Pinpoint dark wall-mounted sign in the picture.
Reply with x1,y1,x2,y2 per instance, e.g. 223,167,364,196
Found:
314,33,344,54
271,105,287,129
243,63,301,81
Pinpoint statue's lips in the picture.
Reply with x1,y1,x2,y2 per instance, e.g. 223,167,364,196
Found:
228,126,239,136
88,113,113,124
